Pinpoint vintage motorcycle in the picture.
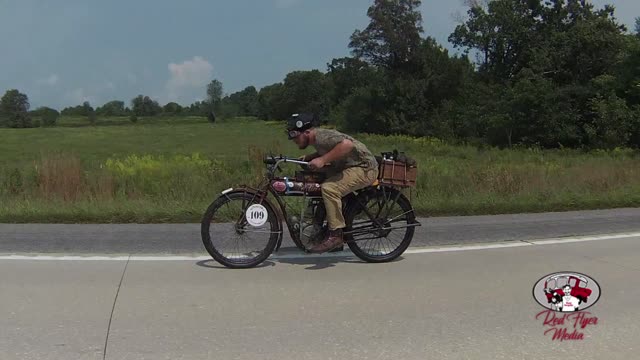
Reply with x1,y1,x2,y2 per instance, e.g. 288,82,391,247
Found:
201,154,420,268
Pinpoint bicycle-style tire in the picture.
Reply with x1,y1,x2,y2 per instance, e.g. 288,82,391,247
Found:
201,192,279,269
344,187,416,263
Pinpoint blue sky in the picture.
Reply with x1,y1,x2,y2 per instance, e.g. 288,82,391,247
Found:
0,0,637,110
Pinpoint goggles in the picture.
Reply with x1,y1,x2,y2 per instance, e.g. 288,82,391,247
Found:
287,129,302,139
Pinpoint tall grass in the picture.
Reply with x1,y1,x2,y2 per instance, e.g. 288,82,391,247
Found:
1,117,640,222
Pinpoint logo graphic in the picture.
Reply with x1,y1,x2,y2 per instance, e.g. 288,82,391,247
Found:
532,272,602,341
533,272,601,312
271,181,286,192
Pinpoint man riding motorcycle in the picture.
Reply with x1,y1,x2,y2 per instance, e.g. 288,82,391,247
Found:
286,113,379,253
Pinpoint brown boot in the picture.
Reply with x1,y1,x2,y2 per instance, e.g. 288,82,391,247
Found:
310,228,344,254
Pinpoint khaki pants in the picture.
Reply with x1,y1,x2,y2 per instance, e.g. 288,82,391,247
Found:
321,166,379,230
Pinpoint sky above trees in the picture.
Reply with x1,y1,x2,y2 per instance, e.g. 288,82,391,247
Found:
0,0,637,109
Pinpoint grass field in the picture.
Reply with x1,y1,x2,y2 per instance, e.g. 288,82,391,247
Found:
2,115,640,223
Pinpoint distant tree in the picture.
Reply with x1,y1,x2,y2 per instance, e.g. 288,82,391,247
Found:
186,101,209,116
97,100,125,116
281,70,332,118
326,57,375,105
450,0,626,84
32,106,59,127
221,86,259,118
206,79,223,121
61,105,85,116
257,83,287,120
635,17,640,36
611,35,640,114
218,96,240,118
131,95,161,116
0,89,32,128
236,85,258,116
445,0,630,148
349,0,424,72
206,79,223,104
163,102,183,114
83,101,97,125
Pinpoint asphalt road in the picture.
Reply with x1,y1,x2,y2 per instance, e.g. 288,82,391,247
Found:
1,235,638,359
2,208,640,255
1,208,639,359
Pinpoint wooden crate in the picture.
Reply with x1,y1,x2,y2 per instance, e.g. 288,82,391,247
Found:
378,159,417,187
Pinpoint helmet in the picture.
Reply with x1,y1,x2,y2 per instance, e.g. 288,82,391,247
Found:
286,113,317,139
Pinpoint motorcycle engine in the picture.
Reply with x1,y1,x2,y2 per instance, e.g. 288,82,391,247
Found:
301,223,324,244
298,198,327,246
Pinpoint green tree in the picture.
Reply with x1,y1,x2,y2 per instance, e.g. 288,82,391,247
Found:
31,106,59,127
349,0,424,72
450,0,625,85
163,102,183,114
326,57,376,106
333,37,472,137
206,79,223,117
281,70,331,119
186,101,209,116
131,95,161,117
97,100,125,116
582,74,635,148
234,86,258,116
449,0,542,81
0,89,32,128
220,86,259,118
61,105,85,116
337,84,387,134
257,83,287,120
635,16,640,36
83,101,97,125
218,96,239,118
616,35,640,107
207,79,223,104
131,96,142,115
448,0,628,148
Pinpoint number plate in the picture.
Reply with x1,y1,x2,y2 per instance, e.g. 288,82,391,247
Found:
245,204,268,227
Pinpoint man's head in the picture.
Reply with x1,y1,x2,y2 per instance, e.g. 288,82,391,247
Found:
563,285,572,296
286,113,317,149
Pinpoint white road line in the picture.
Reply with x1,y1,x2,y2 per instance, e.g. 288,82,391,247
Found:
0,232,638,261
404,232,640,254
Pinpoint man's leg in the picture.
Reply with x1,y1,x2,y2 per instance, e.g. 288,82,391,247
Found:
309,167,378,253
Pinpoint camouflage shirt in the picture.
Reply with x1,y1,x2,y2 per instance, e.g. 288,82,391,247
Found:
312,128,378,172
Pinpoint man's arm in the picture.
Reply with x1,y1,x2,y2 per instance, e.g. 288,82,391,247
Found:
302,152,320,162
319,139,354,163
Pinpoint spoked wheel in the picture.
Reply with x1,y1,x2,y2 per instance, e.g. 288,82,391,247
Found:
201,192,280,269
344,187,416,263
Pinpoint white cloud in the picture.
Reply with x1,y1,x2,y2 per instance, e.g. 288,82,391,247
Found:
65,88,95,105
275,0,299,9
166,56,213,101
38,74,59,86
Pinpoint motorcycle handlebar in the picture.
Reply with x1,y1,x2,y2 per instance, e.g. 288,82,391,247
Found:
263,155,309,166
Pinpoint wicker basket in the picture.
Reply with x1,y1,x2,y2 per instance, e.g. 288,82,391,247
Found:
378,159,418,187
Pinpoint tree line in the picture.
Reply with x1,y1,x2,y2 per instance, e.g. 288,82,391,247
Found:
0,91,223,128
218,0,640,150
2,0,640,150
